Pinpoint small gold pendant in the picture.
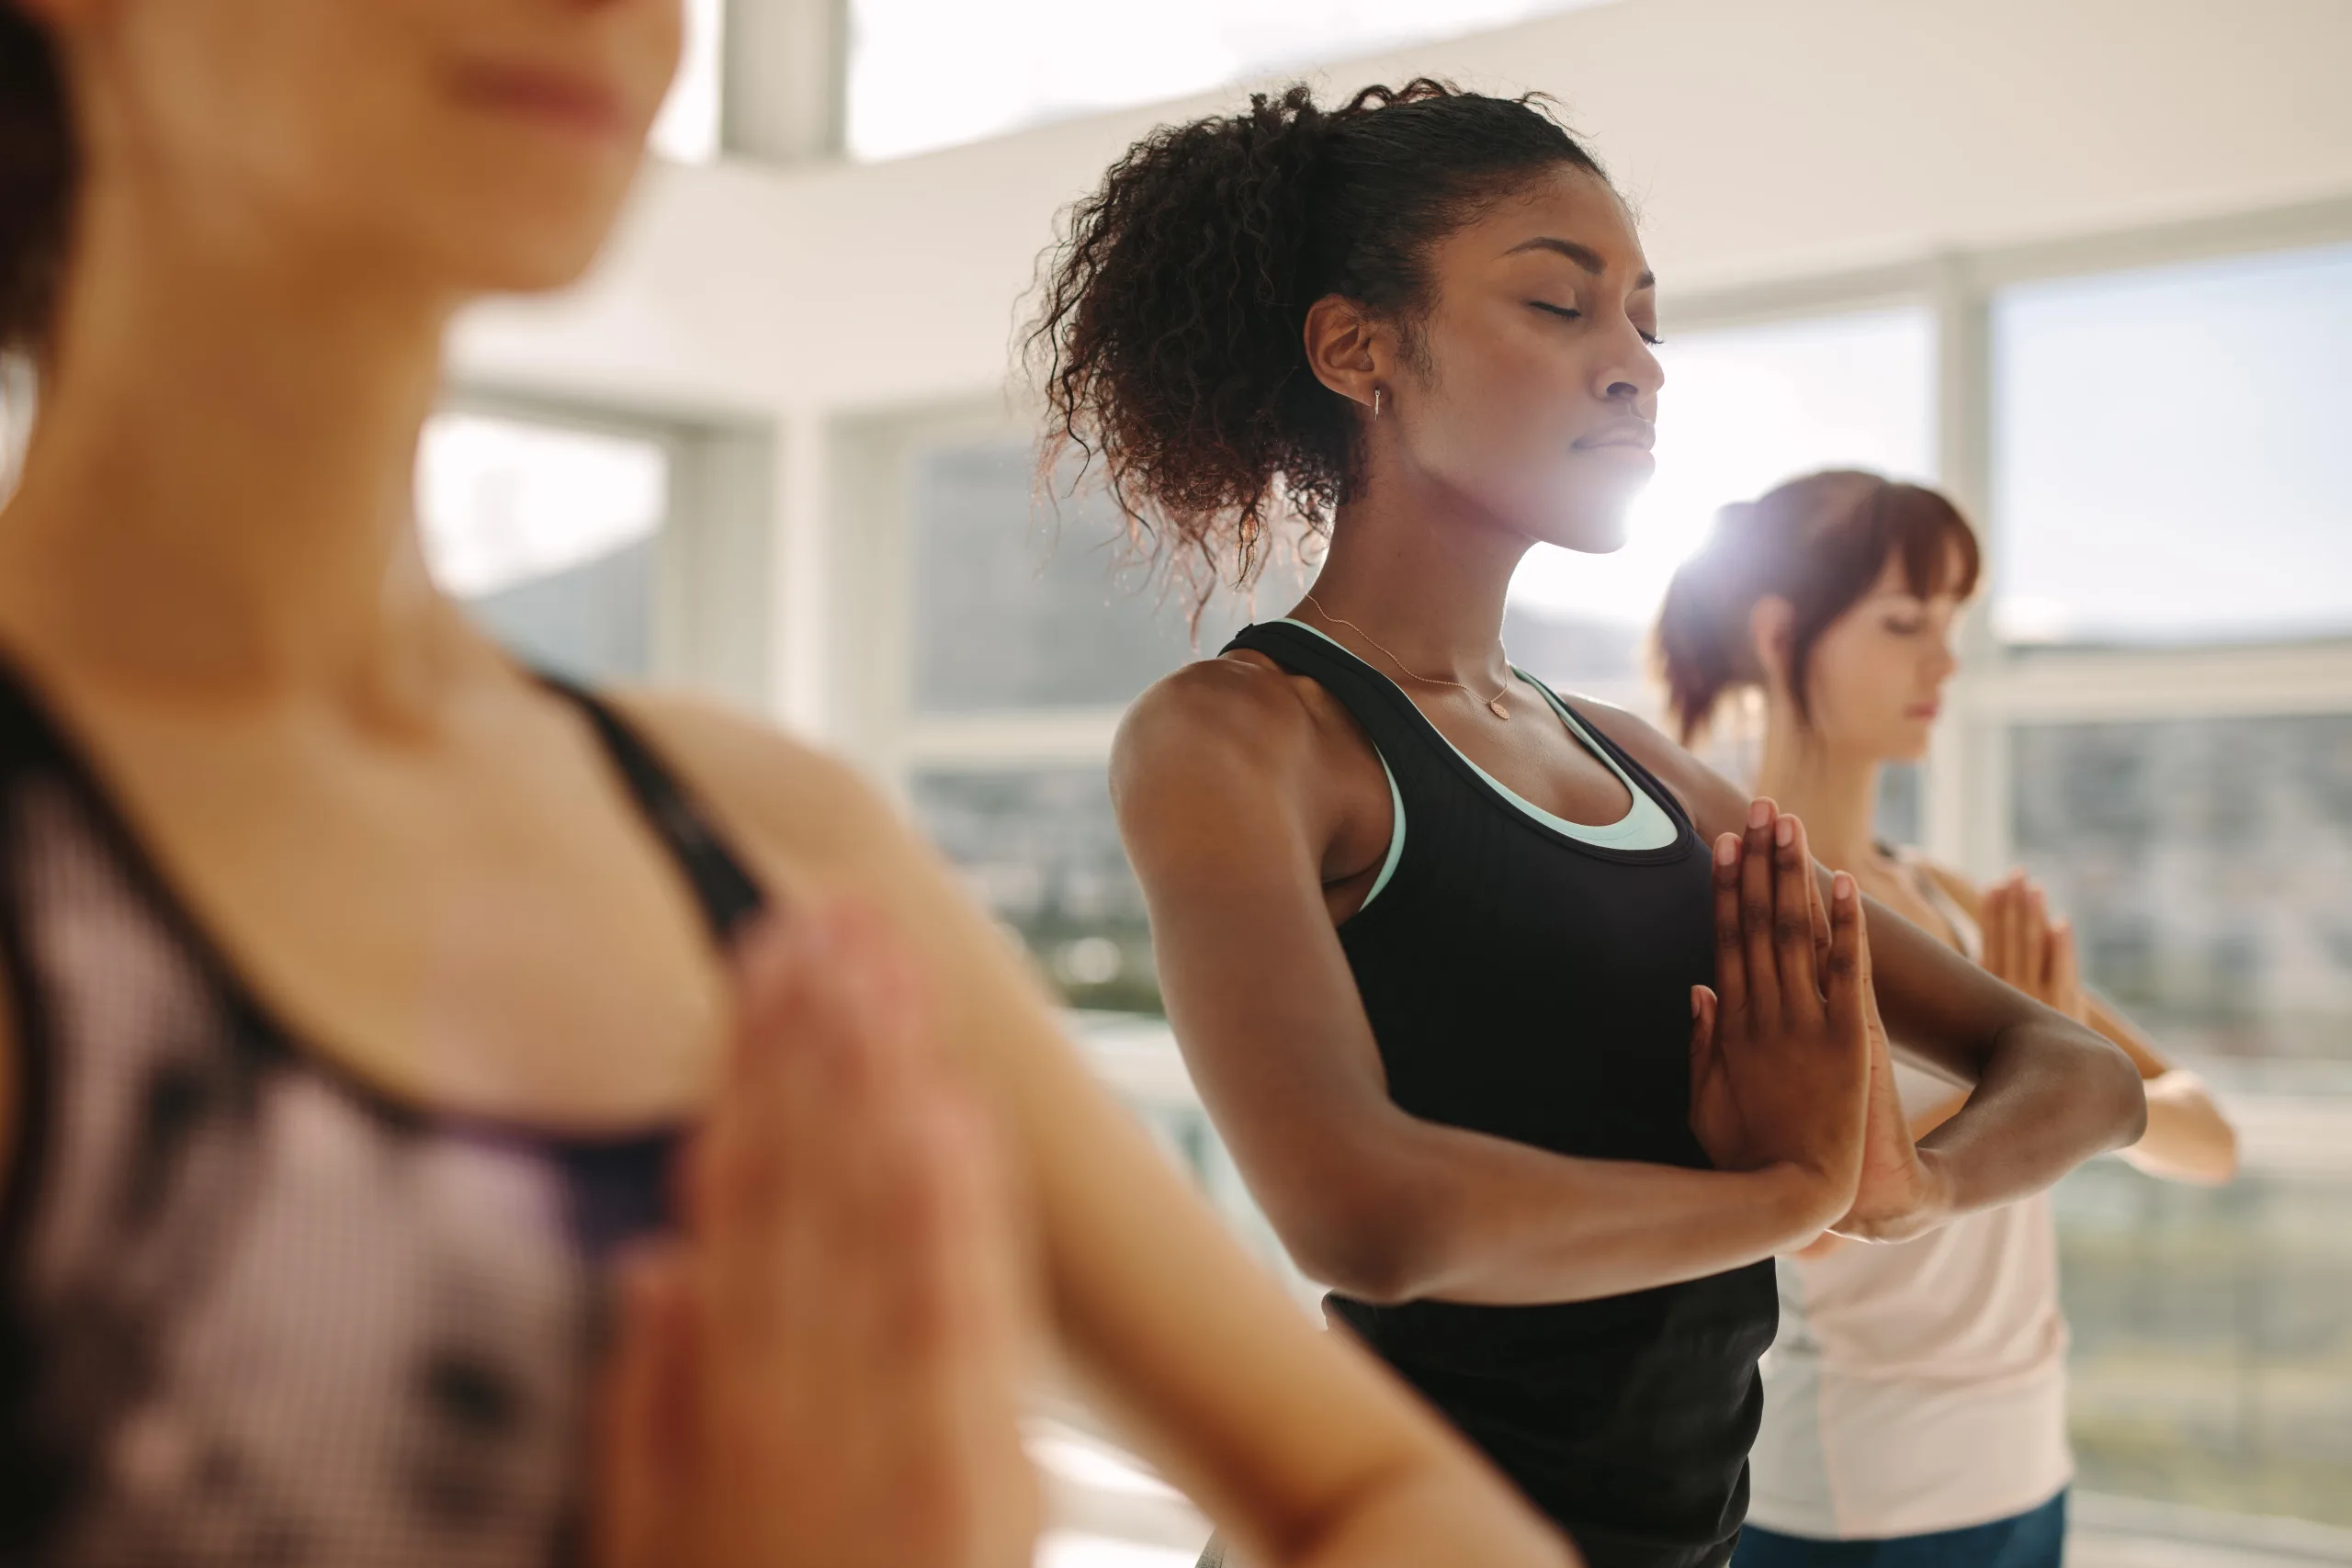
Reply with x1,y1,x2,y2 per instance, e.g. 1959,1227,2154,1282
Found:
1489,694,1511,720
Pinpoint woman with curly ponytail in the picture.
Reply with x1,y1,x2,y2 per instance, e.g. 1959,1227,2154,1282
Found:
1046,81,2151,1568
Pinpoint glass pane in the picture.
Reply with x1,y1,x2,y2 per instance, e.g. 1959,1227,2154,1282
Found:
648,0,725,164
2060,1161,2352,1528
2011,715,2352,1070
1508,307,1937,694
2016,713,2352,1529
910,768,1160,1013
907,440,1306,714
418,412,670,682
1992,243,2352,647
847,0,1623,162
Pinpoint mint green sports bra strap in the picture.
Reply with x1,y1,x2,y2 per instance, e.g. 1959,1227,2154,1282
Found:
1361,748,1407,913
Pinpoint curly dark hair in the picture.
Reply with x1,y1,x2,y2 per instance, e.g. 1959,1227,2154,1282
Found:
0,10,70,361
1026,79,1607,607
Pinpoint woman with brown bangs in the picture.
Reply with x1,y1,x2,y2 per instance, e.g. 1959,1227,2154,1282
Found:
1655,470,2238,1568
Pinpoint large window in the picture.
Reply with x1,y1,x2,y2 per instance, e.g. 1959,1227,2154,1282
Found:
907,442,1237,714
2012,714,2352,1524
876,429,1309,1011
1992,242,2352,648
854,221,2352,1543
845,0,1624,162
419,411,673,682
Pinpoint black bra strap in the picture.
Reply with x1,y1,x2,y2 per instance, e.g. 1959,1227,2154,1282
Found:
538,678,770,944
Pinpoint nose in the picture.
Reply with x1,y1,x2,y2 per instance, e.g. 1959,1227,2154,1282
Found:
1929,629,1961,683
1596,321,1666,407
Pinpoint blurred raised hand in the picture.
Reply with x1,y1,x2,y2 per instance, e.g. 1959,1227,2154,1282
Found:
1980,873,2086,1021
598,905,1040,1568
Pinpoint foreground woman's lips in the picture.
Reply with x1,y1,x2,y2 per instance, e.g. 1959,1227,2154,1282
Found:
450,62,632,141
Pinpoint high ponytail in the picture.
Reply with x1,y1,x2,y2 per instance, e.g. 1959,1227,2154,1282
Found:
1027,80,1605,606
1655,471,1983,744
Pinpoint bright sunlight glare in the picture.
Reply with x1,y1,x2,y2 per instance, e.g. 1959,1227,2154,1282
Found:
1509,308,1939,627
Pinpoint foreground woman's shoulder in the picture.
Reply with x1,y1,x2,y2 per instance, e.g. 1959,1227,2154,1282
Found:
604,689,917,889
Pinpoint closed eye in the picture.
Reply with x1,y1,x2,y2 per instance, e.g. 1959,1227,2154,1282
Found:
1533,300,1665,346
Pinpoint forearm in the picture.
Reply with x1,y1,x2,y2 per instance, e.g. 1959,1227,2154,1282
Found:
1284,1453,1576,1568
1318,1128,1836,1307
2120,1070,2238,1184
1902,1012,2144,1232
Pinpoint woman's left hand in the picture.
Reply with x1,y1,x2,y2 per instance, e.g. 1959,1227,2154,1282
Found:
1980,874,2086,1021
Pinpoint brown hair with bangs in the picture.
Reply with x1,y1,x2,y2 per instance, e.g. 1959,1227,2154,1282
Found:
1654,469,1981,744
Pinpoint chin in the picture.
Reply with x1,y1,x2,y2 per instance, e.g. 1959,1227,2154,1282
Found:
419,197,634,295
1526,491,1637,555
1886,729,1935,764
1546,516,1633,557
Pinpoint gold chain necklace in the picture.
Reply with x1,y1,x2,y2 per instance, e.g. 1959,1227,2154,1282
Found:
1301,592,1514,721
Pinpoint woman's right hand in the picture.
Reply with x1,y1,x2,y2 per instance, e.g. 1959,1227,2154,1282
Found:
1981,873,2086,1021
596,906,1040,1568
1688,802,1871,1227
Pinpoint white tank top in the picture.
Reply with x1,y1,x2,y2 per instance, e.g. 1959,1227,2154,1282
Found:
1746,860,2074,1539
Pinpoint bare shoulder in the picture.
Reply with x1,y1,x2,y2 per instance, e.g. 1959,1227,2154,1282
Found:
1113,653,1324,798
601,688,918,893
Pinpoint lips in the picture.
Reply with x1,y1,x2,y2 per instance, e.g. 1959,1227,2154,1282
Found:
1573,419,1657,453
450,62,633,141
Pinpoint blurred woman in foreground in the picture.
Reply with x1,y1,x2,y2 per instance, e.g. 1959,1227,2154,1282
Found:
0,4,1567,1563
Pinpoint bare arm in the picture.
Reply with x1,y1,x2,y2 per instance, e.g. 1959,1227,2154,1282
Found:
1926,863,2238,1187
1106,666,1859,1311
1579,703,2147,1241
626,693,1570,1568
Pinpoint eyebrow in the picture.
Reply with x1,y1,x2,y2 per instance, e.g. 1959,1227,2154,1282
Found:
1504,236,1656,290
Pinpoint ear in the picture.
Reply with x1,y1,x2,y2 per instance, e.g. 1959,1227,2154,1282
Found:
1748,596,1796,694
1301,294,1394,416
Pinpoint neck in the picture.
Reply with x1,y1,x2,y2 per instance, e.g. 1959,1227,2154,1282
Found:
1295,457,1531,690
1751,705,1883,871
0,174,472,694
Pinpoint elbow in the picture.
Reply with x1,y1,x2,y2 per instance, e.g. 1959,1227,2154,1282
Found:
2095,1035,2150,1152
1280,1184,1453,1307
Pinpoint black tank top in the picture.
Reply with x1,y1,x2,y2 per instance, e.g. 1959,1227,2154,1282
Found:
1226,622,1778,1568
0,661,763,1565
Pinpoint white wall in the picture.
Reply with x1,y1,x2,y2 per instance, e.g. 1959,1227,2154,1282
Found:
448,0,2352,732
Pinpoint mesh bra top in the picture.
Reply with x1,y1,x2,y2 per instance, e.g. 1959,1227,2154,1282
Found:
1223,622,1778,1568
0,660,765,1567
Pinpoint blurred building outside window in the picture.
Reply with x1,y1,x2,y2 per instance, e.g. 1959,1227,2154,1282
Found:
844,0,1625,162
